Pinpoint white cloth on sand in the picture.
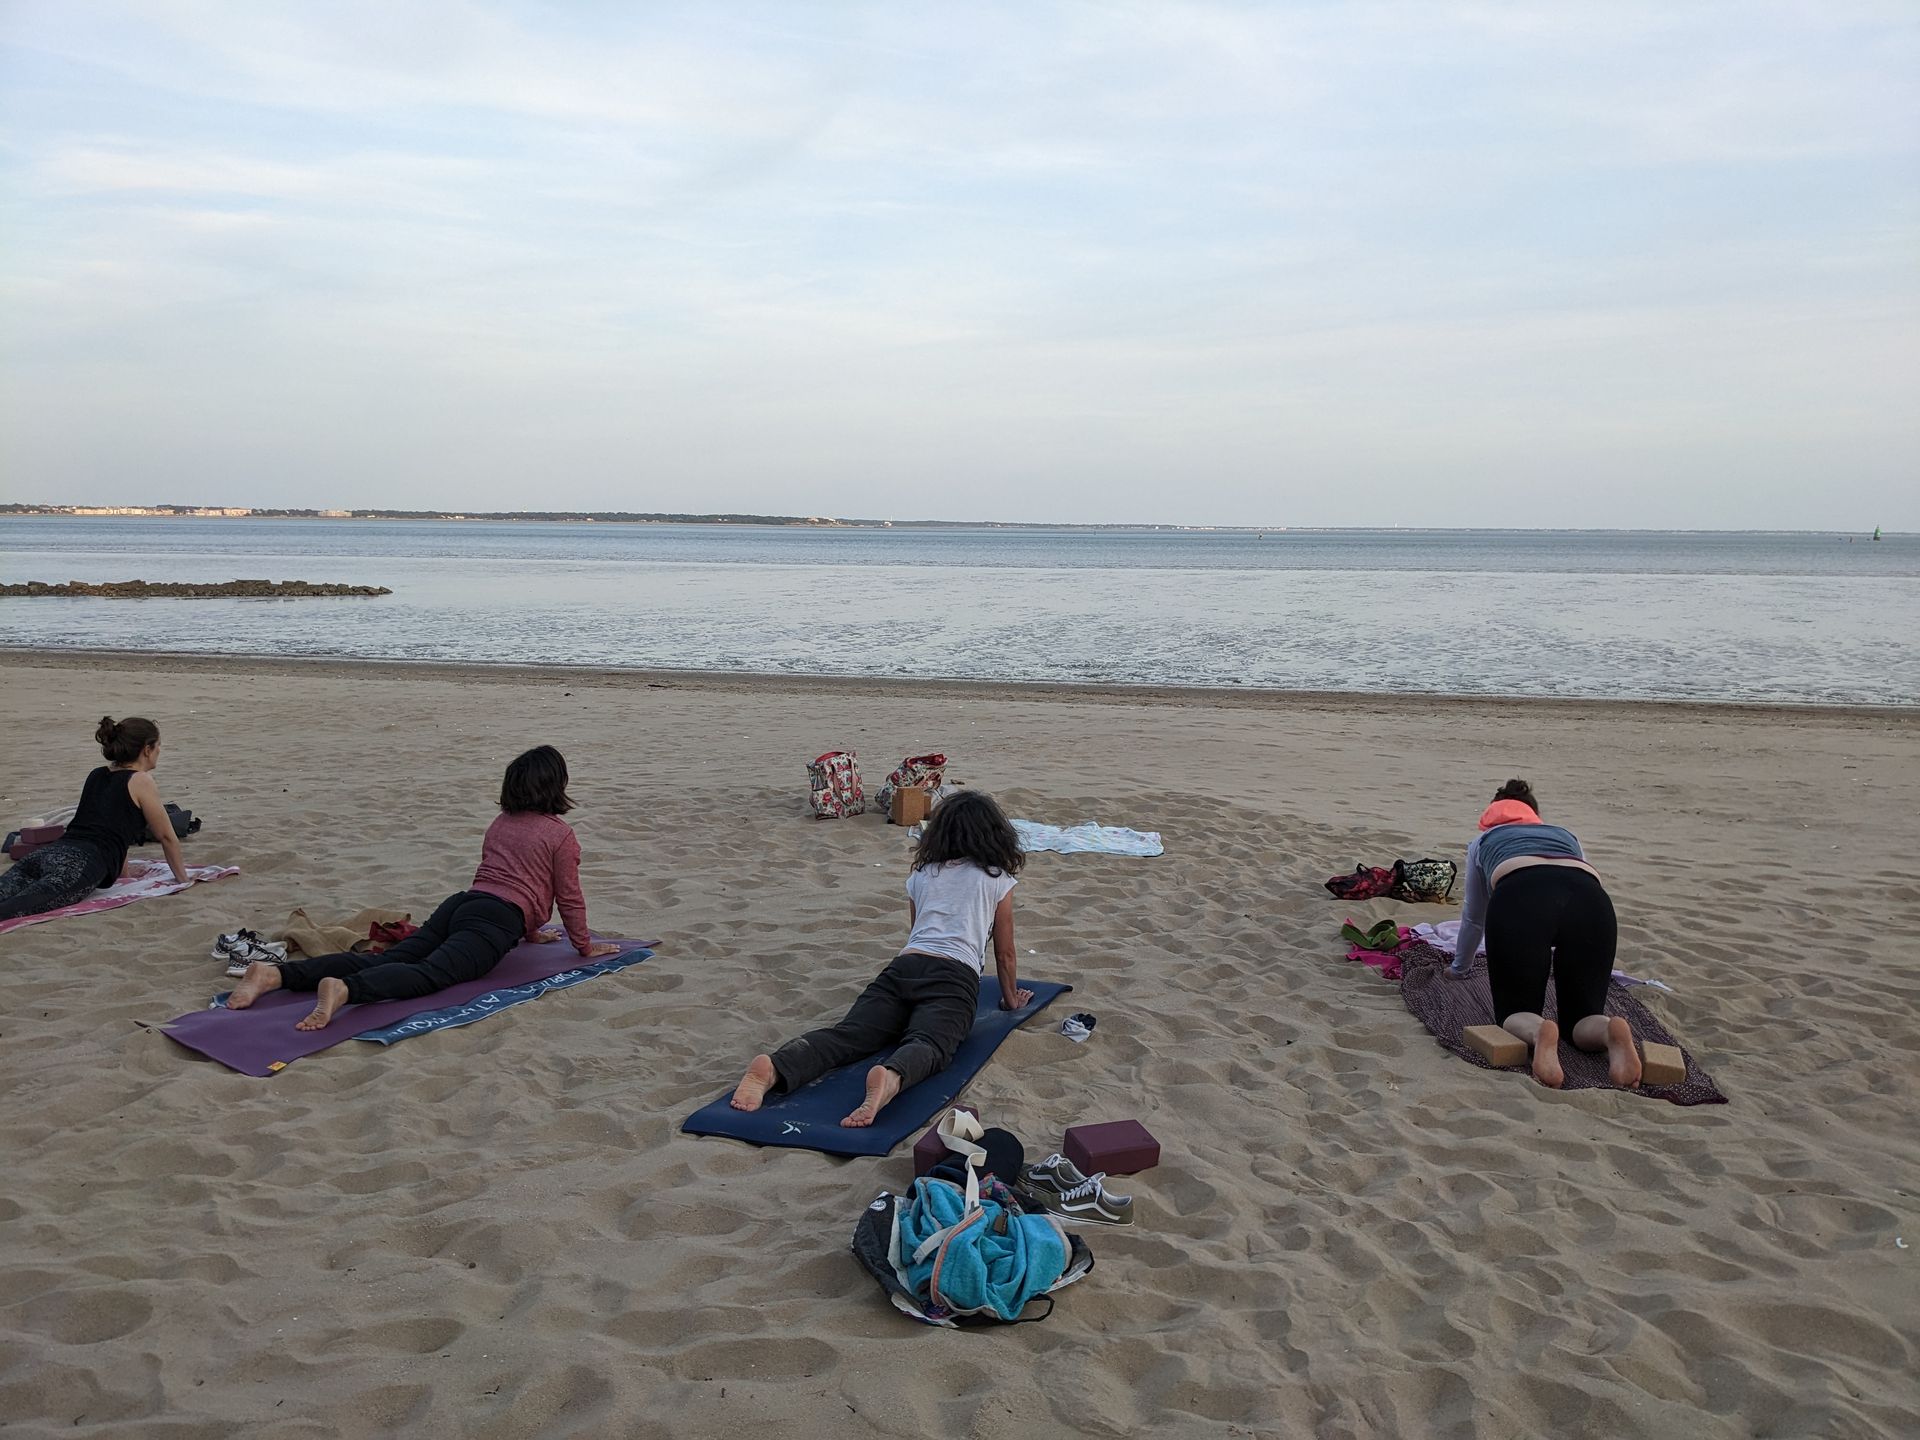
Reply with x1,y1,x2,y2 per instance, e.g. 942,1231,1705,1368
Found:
1010,819,1164,858
1414,920,1481,956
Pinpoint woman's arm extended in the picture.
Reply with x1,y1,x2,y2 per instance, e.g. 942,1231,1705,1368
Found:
1452,834,1487,975
128,771,188,883
554,832,618,959
991,894,1032,1009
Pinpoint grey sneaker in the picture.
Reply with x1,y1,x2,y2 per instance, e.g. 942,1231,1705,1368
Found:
1025,1153,1089,1195
1039,1170,1134,1227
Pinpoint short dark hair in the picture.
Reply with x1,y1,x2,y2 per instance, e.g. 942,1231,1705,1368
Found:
911,789,1023,877
96,715,160,765
500,745,574,815
1493,778,1540,813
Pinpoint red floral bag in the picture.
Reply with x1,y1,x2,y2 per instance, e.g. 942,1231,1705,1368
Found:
809,751,866,818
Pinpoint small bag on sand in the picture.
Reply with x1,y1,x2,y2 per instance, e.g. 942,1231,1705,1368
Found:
138,803,200,845
809,750,866,818
1391,858,1458,903
875,753,947,815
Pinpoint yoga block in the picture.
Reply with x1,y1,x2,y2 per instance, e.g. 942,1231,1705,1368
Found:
890,788,931,826
1064,1120,1159,1177
1641,1042,1686,1087
912,1105,978,1176
1463,1024,1528,1068
6,823,64,861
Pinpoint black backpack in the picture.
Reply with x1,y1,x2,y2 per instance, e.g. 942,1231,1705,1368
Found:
139,803,202,845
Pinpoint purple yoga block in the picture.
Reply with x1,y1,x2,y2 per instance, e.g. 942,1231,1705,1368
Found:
1064,1119,1160,1176
912,1105,979,1176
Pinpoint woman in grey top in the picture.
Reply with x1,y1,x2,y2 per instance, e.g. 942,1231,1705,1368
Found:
1455,780,1641,1089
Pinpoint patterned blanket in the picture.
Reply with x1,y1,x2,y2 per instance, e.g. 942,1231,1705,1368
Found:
0,859,239,935
1396,940,1726,1105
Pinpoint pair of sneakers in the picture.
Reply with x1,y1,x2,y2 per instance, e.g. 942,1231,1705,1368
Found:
1024,1153,1134,1226
212,928,286,976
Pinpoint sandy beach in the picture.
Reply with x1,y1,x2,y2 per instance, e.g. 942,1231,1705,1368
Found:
1,649,1915,1438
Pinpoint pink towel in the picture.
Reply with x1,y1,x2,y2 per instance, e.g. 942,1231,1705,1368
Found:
0,859,239,934
1345,926,1415,980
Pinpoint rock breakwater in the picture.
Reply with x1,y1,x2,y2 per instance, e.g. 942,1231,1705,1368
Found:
0,580,392,598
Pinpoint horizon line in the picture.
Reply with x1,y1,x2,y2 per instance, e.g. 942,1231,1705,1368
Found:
0,504,1901,538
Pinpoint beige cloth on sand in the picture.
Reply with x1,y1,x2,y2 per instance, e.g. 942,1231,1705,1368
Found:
275,907,413,959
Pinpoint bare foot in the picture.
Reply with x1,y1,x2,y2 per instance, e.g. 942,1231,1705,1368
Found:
226,961,282,1010
841,1065,902,1128
1607,1017,1643,1087
294,977,348,1032
730,1055,777,1112
1531,1019,1565,1088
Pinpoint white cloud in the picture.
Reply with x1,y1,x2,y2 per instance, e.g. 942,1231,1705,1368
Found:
1,1,1915,524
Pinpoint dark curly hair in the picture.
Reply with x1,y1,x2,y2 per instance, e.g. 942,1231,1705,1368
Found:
1492,778,1540,813
499,745,574,815
911,789,1023,877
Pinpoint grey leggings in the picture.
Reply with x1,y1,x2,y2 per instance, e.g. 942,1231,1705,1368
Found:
0,841,113,921
769,952,981,1095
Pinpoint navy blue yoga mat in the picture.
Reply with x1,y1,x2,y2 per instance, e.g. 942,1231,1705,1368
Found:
681,978,1072,1157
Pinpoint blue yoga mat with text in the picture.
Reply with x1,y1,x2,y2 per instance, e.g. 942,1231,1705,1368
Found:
680,978,1071,1157
353,949,653,1044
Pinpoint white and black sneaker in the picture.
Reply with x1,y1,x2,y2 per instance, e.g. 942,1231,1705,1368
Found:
218,933,287,975
1024,1153,1134,1226
212,928,270,959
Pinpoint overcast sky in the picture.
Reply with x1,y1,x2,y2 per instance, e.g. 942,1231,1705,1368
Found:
2,2,1915,527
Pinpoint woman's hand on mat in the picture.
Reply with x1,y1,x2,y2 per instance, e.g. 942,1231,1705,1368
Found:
536,925,565,943
579,941,622,959
1001,987,1034,1010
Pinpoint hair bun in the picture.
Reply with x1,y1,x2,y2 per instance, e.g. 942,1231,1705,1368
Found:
95,715,120,745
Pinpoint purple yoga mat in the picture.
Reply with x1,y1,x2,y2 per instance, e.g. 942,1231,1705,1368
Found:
162,936,649,1076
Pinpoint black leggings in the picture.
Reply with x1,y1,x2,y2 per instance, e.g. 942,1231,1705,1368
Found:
769,952,980,1095
276,890,525,1005
1486,865,1617,1029
0,841,113,921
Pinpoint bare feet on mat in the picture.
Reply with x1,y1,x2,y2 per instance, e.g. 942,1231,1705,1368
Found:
295,977,348,1032
730,1055,777,1112
841,1065,901,1128
1531,1019,1565,1088
1606,1016,1643,1087
227,962,282,1010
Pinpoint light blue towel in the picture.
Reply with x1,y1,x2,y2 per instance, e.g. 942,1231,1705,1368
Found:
1011,818,1164,857
895,1178,1067,1321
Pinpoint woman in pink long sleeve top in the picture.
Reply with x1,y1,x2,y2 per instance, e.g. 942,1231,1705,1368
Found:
228,746,619,1032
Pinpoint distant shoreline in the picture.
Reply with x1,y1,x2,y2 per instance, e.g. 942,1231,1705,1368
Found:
0,504,1253,533
3,645,1912,719
0,506,1901,536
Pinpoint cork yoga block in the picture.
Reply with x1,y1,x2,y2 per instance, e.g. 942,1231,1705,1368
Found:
1463,1024,1528,1068
890,787,931,826
1640,1042,1686,1087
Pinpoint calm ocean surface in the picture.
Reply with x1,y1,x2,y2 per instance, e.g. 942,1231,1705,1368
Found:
2,517,1916,705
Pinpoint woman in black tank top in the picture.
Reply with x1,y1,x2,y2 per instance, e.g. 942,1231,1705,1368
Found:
0,716,189,922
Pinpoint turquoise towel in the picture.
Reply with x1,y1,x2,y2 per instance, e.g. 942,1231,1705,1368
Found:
895,1177,1067,1321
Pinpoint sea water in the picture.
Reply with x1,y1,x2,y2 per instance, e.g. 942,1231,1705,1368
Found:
2,518,1915,706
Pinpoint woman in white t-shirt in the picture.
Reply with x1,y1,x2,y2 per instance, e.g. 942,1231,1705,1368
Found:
730,790,1035,1129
